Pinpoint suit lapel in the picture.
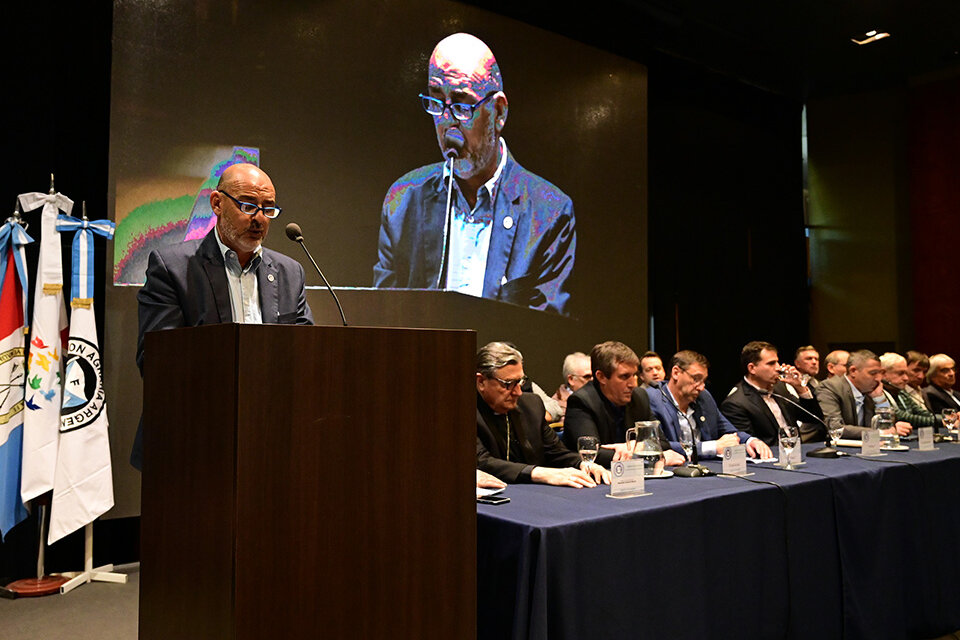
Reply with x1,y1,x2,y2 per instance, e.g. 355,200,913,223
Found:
483,155,518,300
420,172,449,287
747,386,780,435
257,252,279,323
200,232,232,323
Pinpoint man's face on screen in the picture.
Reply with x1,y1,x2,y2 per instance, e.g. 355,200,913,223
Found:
427,35,505,181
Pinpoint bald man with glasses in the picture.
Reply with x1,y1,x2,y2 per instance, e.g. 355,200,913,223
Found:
131,163,313,469
373,32,576,315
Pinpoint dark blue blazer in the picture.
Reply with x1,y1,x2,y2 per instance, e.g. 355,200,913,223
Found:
131,230,313,469
645,382,748,458
372,151,576,315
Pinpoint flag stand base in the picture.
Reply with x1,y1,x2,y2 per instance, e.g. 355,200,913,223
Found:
4,575,68,597
55,523,128,595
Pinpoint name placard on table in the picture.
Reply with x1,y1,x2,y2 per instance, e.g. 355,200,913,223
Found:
607,459,649,499
917,427,936,451
722,444,749,476
860,430,882,457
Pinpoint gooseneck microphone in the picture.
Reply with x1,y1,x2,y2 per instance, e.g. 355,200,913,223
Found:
285,222,348,326
770,389,844,458
436,129,465,289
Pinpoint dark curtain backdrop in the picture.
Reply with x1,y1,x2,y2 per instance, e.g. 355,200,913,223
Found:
909,75,960,359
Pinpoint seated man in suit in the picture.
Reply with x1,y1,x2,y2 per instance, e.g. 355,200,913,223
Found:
815,349,910,439
476,342,609,487
563,341,683,468
923,353,960,414
824,350,849,379
880,352,939,430
132,163,314,470
550,351,592,421
638,350,666,389
721,341,824,446
905,350,933,411
793,345,821,391
648,350,772,461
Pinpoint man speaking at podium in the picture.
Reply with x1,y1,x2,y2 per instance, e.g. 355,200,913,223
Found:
131,163,313,469
373,33,576,315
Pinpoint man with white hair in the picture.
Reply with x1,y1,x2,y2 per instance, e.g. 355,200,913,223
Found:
824,350,850,378
924,354,960,414
879,352,935,430
550,351,592,420
373,33,576,314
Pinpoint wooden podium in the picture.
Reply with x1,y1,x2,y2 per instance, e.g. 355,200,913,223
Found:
139,324,477,640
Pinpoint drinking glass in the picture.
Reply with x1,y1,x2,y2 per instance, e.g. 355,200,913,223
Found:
827,416,844,448
578,436,599,466
942,408,958,438
778,424,800,470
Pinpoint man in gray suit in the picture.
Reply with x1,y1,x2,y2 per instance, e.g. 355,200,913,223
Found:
131,163,314,469
815,349,910,439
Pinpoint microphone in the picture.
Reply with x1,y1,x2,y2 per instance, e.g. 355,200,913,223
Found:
285,222,348,326
443,129,465,159
436,129,464,288
767,388,843,458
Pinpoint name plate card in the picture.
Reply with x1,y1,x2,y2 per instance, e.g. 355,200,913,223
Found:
607,459,649,499
722,444,748,476
917,427,936,451
861,430,882,456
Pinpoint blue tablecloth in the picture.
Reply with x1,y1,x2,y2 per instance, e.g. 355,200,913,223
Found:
477,442,960,640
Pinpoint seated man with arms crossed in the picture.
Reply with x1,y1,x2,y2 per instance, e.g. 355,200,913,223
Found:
815,349,911,439
476,342,609,487
721,341,825,445
563,342,683,468
880,352,941,431
649,350,772,461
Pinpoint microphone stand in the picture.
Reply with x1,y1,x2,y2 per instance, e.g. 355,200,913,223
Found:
436,152,456,289
769,390,842,458
290,234,347,326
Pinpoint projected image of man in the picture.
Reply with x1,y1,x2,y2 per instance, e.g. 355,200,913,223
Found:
373,33,576,315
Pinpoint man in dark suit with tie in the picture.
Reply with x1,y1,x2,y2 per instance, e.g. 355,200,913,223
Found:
475,342,609,487
815,349,910,439
562,342,683,468
131,163,314,469
923,353,960,414
647,350,772,461
720,341,825,446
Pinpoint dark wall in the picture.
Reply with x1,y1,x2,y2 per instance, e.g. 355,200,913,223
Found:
648,61,808,395
2,1,120,581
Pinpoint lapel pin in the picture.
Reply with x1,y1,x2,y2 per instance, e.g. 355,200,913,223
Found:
267,274,275,282
503,216,513,230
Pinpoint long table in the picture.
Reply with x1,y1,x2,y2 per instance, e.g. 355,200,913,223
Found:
477,441,960,640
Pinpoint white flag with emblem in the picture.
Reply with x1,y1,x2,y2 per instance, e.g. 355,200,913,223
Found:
48,213,115,544
18,191,71,503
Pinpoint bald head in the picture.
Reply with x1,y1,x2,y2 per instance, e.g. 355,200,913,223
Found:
217,163,274,193
429,33,503,95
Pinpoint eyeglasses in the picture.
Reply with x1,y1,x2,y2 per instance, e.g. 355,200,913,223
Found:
419,91,498,121
573,373,594,381
218,190,282,219
491,375,528,391
681,368,708,387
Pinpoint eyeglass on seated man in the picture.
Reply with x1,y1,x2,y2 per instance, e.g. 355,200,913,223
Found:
476,342,609,488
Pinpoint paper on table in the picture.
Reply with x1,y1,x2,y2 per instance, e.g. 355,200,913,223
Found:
747,456,778,464
477,487,504,497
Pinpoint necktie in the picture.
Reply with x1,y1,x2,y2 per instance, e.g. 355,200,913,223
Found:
861,394,875,426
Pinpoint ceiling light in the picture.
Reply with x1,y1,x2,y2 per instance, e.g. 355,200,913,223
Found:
852,30,890,45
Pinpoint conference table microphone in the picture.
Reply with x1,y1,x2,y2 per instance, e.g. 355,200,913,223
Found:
436,128,465,288
285,222,348,326
768,390,845,458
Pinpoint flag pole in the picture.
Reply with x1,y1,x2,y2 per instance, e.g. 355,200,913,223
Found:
3,192,66,597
